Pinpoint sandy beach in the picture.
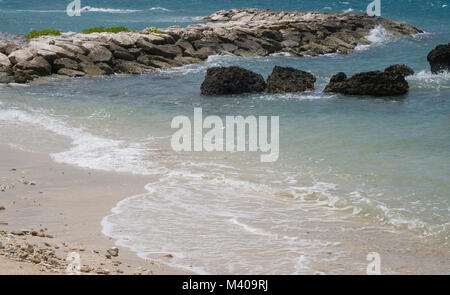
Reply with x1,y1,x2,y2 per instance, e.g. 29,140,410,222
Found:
0,143,190,275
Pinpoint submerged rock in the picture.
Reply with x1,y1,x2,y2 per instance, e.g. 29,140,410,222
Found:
324,66,410,96
427,43,450,74
201,66,266,95
266,66,316,93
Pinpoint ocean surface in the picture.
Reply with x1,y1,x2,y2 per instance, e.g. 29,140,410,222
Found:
0,0,449,274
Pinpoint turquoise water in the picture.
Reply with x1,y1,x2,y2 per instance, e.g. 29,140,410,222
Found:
0,0,449,34
0,0,449,273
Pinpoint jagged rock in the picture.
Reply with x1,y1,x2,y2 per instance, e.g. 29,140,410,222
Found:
79,62,105,76
140,34,166,45
0,52,12,67
427,43,450,74
113,50,136,61
186,46,217,60
136,40,182,59
384,64,414,77
113,60,154,74
87,46,113,63
29,41,77,61
37,50,58,63
109,34,138,48
8,48,35,64
54,42,88,56
201,66,266,95
324,67,409,96
14,71,34,83
174,56,204,65
96,62,114,75
128,48,142,57
53,58,79,71
14,56,51,76
136,54,176,68
266,66,316,93
0,72,14,83
57,68,86,77
176,39,195,53
220,43,239,53
0,41,20,55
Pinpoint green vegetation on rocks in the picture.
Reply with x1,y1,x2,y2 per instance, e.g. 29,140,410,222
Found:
81,26,130,34
145,28,163,34
25,29,61,39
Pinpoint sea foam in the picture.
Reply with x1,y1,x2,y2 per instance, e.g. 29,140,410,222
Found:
355,25,393,51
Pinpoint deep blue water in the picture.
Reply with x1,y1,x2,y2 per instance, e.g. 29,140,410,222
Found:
0,0,449,34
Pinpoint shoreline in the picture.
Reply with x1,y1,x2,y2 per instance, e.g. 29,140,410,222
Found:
0,124,449,274
0,143,192,275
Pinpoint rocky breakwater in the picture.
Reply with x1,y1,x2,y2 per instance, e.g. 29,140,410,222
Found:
0,8,422,84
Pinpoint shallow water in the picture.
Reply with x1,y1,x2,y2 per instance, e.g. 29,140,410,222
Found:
0,0,449,274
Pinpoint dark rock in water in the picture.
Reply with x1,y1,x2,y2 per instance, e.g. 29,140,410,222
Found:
384,64,414,77
329,72,347,83
266,66,316,93
201,66,266,95
427,43,450,74
324,67,409,96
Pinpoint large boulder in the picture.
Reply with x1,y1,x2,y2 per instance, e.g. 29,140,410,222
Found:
14,56,52,76
79,62,106,76
87,46,113,63
427,43,450,74
0,52,12,67
136,39,182,59
112,60,154,74
8,48,35,64
109,33,138,48
266,66,316,93
201,66,266,96
0,72,14,83
0,41,20,56
324,67,410,96
53,58,79,71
